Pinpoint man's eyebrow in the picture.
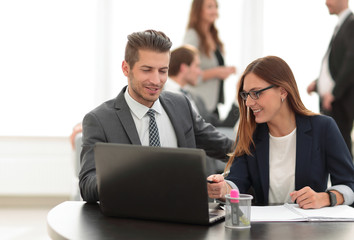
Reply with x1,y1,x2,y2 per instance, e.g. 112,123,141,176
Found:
140,65,169,70
139,65,169,70
140,65,152,68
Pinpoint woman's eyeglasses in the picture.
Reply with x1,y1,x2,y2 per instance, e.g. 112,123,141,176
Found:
239,85,275,101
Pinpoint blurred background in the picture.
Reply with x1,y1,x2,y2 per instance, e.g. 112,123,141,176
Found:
0,0,352,205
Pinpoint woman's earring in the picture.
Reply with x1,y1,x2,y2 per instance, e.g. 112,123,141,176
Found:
281,98,284,103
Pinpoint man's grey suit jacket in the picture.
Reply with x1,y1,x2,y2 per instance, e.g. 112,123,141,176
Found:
79,86,234,202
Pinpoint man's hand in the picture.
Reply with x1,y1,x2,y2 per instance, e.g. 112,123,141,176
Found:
307,80,316,94
322,92,335,111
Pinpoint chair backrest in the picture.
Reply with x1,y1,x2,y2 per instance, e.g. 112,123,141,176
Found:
74,132,83,177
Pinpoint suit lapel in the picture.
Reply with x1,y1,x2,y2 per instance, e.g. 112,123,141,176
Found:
330,13,353,54
294,115,312,190
159,95,187,147
114,87,141,145
254,124,270,203
333,13,353,41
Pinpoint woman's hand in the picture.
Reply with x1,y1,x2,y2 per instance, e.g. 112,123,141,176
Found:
203,66,236,81
207,174,229,199
290,186,343,209
216,66,236,80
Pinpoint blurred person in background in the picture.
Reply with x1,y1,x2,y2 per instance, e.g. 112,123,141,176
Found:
307,0,354,156
184,0,236,118
165,45,239,128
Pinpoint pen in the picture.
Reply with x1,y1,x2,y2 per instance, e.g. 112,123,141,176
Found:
207,171,230,184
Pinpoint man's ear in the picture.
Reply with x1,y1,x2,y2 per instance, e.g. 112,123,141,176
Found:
180,63,188,74
122,60,129,76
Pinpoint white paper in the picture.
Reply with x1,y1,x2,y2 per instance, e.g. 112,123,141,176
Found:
251,204,354,222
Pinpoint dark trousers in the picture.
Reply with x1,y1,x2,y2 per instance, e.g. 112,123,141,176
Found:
321,99,353,157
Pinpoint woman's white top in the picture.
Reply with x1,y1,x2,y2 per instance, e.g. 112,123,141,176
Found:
268,128,297,204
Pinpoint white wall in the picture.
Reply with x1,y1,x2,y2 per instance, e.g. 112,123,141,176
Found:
0,0,98,137
0,136,75,197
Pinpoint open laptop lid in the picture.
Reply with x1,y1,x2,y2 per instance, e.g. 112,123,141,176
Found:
94,142,224,225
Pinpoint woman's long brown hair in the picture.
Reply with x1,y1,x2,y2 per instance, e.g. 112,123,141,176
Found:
186,0,224,57
225,56,316,171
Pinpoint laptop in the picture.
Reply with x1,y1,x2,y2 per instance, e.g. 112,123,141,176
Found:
94,142,225,225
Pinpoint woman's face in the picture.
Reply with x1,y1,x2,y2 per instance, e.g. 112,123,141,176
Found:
201,0,218,25
242,73,283,124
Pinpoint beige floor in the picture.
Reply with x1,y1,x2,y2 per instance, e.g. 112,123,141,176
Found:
0,196,69,240
0,207,52,240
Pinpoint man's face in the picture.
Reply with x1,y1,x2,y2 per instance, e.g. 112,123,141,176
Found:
184,55,202,86
326,0,346,15
122,49,170,108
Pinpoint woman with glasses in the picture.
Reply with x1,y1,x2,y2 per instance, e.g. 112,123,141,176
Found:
207,56,354,209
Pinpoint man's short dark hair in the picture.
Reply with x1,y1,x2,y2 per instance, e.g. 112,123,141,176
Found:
125,30,172,68
169,45,199,77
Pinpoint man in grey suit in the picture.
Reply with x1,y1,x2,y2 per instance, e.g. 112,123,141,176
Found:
79,30,234,203
307,0,354,156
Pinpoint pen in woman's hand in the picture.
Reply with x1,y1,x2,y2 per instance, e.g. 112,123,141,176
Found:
222,170,230,178
207,171,230,184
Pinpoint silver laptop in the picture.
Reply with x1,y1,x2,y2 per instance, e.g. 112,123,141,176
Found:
94,142,225,225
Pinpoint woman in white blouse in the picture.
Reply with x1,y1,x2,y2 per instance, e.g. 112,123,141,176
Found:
207,56,354,209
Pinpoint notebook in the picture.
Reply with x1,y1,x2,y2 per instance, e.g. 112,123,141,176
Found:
94,142,225,225
251,203,354,222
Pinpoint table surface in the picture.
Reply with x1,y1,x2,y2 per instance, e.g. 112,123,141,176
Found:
47,201,354,240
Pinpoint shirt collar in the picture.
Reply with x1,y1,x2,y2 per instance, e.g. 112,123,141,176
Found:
165,78,183,93
337,8,352,27
124,87,162,119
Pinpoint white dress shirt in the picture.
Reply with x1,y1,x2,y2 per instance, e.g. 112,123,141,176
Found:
164,78,200,114
124,88,178,148
318,8,352,97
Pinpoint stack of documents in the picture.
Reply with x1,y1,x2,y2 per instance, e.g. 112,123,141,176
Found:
251,203,354,222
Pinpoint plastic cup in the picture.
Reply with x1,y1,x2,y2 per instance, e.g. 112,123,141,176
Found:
224,193,253,229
